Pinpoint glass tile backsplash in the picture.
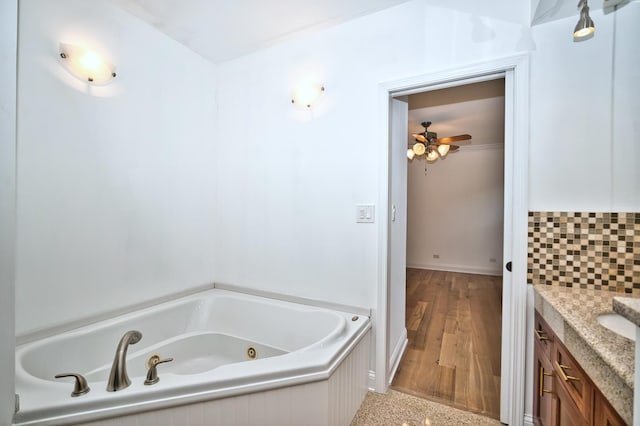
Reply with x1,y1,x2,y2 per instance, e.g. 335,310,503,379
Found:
527,212,640,294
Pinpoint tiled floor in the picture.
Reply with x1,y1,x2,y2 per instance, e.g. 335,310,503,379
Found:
351,390,503,426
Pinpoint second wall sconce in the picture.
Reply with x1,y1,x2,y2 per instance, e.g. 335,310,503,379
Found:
59,43,116,84
291,81,324,109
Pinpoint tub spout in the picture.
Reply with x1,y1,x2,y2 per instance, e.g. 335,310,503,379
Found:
107,330,142,392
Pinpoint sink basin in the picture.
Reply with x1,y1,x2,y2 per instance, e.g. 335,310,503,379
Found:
597,313,637,341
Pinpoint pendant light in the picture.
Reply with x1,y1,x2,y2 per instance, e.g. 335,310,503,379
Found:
574,0,595,41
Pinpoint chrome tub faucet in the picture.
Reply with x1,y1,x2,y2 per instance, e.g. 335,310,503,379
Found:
107,330,142,392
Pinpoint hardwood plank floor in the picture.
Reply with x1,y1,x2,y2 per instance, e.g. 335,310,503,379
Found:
391,268,502,420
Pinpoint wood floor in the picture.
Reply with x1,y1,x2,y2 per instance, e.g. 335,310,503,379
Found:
391,268,503,420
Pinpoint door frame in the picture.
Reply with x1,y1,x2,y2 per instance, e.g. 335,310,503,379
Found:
375,54,530,425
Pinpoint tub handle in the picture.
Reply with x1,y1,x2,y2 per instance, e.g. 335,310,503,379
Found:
54,373,90,397
144,357,173,385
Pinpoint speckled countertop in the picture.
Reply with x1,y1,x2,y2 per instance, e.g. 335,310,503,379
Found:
614,297,640,328
534,285,639,425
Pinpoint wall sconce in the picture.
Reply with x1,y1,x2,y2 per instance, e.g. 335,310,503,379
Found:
573,0,595,41
291,81,324,109
59,43,116,84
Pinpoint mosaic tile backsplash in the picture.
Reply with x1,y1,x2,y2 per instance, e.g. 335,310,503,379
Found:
527,212,640,294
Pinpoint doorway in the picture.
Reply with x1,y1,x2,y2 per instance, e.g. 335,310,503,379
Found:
391,79,505,419
377,55,530,426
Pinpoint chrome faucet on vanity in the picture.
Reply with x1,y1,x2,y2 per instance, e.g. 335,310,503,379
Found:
107,330,142,392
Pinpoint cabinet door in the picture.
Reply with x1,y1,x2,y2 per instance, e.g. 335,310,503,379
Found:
533,341,554,426
534,312,555,359
554,342,593,423
594,391,627,426
555,376,588,426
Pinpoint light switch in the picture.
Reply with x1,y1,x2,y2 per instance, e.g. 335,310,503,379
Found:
356,205,375,223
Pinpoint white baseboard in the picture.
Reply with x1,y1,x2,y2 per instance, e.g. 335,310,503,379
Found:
406,262,503,276
387,328,408,385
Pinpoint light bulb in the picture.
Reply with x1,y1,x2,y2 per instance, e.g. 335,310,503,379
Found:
79,51,104,71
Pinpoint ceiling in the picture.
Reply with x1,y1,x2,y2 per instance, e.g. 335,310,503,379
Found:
109,0,414,63
107,0,597,65
531,0,606,25
408,79,506,146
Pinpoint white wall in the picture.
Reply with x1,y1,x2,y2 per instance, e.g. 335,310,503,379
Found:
16,0,217,335
215,0,527,311
0,0,17,422
407,145,505,275
529,2,640,211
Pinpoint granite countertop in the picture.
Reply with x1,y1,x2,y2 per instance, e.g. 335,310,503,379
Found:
534,285,639,425
614,297,640,328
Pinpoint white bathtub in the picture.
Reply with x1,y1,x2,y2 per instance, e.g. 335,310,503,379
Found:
14,287,371,425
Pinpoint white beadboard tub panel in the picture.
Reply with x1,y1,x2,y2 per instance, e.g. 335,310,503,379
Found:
328,328,370,426
81,330,370,426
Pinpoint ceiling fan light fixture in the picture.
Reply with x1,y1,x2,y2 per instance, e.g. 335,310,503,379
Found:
407,148,416,160
412,142,426,156
437,144,450,157
412,133,427,143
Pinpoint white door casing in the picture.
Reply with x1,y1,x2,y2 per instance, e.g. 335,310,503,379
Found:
377,54,530,425
387,97,409,382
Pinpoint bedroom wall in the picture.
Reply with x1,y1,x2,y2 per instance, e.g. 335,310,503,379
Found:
15,0,218,335
406,82,505,275
406,145,504,275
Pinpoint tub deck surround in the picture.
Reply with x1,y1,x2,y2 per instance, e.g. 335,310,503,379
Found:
614,297,640,327
14,288,371,426
534,284,639,424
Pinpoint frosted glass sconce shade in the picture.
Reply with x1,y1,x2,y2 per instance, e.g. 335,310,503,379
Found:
291,81,324,109
59,43,116,84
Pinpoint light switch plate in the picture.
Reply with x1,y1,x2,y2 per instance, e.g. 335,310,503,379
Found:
356,205,375,223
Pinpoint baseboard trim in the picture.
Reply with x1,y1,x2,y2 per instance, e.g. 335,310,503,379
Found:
387,328,408,386
523,414,534,426
406,262,503,277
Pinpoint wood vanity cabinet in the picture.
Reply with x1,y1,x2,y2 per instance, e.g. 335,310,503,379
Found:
533,312,555,426
533,311,627,426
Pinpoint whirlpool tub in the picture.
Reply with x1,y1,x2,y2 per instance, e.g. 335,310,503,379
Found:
14,286,371,425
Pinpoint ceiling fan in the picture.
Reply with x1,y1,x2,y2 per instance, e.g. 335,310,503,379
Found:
407,121,471,161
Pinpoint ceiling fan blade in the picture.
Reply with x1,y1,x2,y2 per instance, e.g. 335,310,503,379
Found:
412,133,427,143
438,134,471,144
448,145,460,152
